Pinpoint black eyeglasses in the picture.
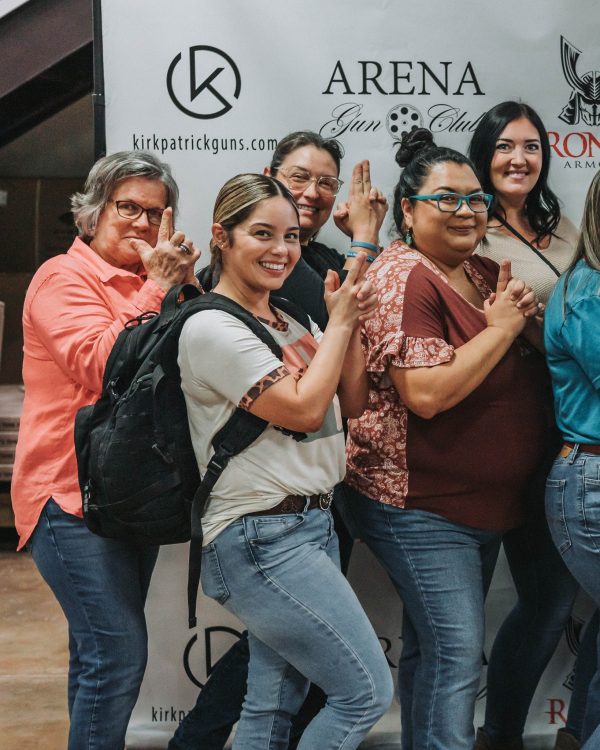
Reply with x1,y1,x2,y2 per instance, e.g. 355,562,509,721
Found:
110,200,165,225
277,168,344,196
409,192,493,213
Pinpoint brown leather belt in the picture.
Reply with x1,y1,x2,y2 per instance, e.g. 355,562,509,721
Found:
248,491,334,517
559,442,600,458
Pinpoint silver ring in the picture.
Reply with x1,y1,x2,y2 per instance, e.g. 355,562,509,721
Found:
179,242,192,255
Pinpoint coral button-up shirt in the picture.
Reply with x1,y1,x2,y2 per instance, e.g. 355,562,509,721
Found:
11,237,166,549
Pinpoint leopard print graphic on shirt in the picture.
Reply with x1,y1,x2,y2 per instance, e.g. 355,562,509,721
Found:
238,364,290,410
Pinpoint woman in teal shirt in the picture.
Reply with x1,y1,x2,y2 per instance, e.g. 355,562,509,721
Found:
545,170,600,750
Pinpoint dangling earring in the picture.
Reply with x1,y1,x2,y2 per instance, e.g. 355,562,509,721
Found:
405,229,413,247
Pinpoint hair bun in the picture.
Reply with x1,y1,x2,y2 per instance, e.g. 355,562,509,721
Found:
395,128,435,168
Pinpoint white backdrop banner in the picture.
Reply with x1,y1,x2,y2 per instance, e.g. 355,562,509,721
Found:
98,1,600,745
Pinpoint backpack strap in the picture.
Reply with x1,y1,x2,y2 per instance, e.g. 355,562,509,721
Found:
178,291,308,627
160,283,203,322
187,408,268,627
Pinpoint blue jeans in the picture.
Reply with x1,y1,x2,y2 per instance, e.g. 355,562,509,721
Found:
337,483,502,750
481,431,579,742
546,446,600,748
482,511,578,741
28,498,158,750
169,486,355,750
200,506,393,750
566,611,599,741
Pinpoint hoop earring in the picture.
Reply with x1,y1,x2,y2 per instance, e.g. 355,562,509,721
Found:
405,229,413,247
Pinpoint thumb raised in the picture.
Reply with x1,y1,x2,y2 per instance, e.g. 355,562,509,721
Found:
324,269,339,294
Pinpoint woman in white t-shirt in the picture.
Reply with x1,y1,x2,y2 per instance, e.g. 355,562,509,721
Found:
178,173,393,750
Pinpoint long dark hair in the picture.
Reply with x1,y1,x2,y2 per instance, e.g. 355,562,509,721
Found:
468,101,560,241
392,128,477,235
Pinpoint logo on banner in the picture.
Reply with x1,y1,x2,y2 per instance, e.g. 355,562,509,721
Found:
319,102,484,141
167,45,241,119
317,58,486,142
386,104,423,138
559,36,600,126
183,626,243,688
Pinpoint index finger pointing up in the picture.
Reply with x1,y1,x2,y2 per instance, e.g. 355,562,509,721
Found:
157,206,174,243
361,160,371,186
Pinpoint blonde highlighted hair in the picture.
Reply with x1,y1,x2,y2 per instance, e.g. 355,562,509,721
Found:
210,173,298,279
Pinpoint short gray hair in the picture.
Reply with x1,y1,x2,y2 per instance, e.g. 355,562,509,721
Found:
71,151,179,238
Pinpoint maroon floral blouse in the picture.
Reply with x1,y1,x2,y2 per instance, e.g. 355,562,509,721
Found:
345,241,546,531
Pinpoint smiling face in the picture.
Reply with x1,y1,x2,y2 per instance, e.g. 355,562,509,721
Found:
269,145,338,244
490,117,543,207
401,161,488,270
218,195,301,294
90,176,167,271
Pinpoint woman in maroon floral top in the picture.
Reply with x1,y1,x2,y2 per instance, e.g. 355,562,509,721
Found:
337,128,547,750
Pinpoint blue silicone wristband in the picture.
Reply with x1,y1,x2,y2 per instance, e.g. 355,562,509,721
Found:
351,240,379,254
346,250,376,263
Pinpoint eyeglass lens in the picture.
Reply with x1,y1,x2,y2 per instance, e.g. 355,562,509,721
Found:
437,193,489,212
282,170,342,195
115,201,164,225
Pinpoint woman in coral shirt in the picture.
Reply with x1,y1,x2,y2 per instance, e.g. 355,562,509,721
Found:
12,151,198,750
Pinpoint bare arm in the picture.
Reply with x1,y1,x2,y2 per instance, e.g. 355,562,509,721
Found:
337,326,369,418
389,325,516,419
247,255,375,431
390,265,537,419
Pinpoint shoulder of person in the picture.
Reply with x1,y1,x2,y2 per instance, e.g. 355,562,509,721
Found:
181,308,255,337
555,215,579,242
24,247,97,306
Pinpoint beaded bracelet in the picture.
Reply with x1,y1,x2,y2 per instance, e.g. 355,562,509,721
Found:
351,240,379,254
346,250,376,263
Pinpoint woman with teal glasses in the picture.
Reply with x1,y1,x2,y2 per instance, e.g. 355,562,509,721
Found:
337,128,547,750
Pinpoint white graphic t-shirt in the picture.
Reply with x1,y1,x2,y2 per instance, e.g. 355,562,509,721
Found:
178,305,345,545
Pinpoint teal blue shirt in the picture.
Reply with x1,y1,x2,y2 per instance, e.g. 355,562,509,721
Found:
544,259,600,444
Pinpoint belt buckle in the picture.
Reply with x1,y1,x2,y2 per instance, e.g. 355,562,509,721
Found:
319,490,333,510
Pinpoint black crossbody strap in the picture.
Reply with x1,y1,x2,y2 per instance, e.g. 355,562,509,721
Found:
187,408,269,627
492,214,561,278
184,292,310,628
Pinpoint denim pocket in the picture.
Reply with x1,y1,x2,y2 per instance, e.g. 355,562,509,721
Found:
200,543,230,604
545,478,570,554
247,514,305,546
582,478,600,549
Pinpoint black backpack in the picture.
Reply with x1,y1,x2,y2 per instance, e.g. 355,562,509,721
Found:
74,283,309,626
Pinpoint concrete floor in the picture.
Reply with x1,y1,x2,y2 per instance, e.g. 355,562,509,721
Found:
0,532,557,750
0,540,69,750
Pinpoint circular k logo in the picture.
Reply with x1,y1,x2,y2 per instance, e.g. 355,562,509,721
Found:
166,45,241,119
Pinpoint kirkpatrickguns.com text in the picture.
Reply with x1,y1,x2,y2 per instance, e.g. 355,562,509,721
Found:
132,133,278,156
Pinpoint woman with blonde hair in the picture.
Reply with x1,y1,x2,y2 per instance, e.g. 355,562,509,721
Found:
545,169,600,750
179,173,393,749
